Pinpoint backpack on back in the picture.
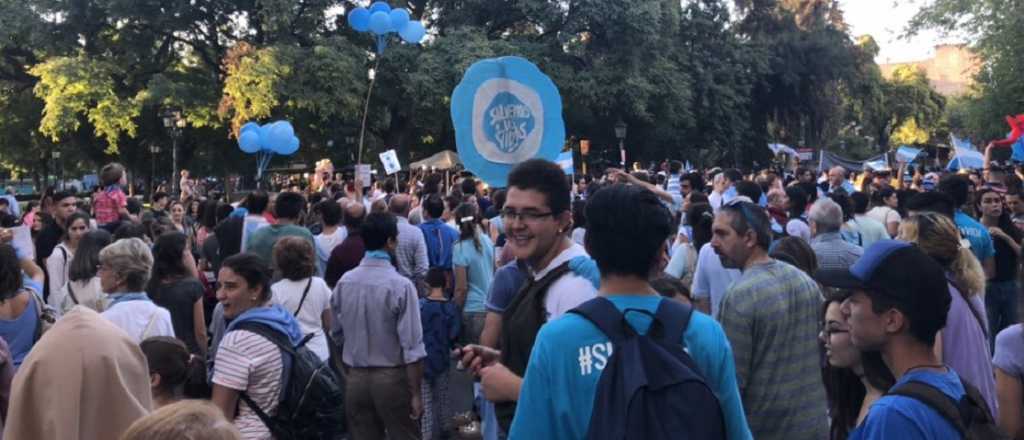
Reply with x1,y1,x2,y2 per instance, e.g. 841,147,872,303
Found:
887,376,1009,440
569,297,726,440
234,322,346,440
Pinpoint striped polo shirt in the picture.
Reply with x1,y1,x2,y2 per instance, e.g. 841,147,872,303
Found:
718,259,828,440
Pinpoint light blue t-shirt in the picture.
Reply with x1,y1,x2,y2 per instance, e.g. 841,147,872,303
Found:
452,233,495,314
850,369,965,440
509,295,752,440
955,210,995,262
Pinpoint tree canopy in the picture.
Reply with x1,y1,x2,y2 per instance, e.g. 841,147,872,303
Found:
0,0,953,186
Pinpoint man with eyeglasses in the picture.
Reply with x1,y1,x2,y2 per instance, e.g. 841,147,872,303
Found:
457,159,598,433
712,200,828,439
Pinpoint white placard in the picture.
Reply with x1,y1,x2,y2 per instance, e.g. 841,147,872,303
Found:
240,215,270,252
355,164,372,188
11,225,33,261
379,149,401,175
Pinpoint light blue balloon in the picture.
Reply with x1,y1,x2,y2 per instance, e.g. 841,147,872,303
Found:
347,7,370,32
278,136,300,155
240,122,260,137
257,124,273,150
369,1,391,14
267,121,294,151
389,9,410,33
369,11,391,35
239,131,260,153
399,20,425,43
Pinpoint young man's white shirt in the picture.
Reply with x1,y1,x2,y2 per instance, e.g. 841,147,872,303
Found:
528,242,597,321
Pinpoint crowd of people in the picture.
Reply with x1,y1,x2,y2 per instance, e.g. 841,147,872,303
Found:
0,152,1022,440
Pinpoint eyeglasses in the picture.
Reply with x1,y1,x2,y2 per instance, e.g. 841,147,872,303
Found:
821,326,850,339
500,208,555,224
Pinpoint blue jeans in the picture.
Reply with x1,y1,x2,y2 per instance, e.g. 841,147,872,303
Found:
985,280,1019,349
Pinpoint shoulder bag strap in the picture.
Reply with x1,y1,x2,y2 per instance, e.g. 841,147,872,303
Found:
293,278,314,317
887,381,968,437
653,299,694,348
66,282,79,305
239,392,278,434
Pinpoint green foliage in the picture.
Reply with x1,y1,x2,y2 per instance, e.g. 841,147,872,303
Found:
29,56,142,152
908,0,1024,140
0,0,961,183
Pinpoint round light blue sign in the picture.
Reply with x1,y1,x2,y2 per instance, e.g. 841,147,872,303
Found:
451,56,565,187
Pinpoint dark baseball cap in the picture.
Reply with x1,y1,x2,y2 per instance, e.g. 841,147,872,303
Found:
814,240,948,303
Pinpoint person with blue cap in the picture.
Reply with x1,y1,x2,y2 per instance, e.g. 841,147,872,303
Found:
815,240,999,439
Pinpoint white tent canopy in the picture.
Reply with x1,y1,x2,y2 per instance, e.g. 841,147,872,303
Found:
410,150,461,170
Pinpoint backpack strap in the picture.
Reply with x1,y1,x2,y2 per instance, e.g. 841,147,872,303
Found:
569,297,633,344
232,321,295,430
653,299,694,349
887,380,969,437
293,278,314,317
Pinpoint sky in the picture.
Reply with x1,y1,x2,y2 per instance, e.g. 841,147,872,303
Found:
841,0,962,64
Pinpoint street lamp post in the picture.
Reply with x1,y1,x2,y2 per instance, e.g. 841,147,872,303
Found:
149,144,161,198
161,108,185,199
614,120,627,168
52,150,62,191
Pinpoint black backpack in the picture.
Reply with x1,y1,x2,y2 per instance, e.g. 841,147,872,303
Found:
887,375,1009,440
569,297,726,440
234,322,346,440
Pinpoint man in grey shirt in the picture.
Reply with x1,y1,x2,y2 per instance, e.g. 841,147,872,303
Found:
331,212,427,440
389,194,429,294
809,198,863,270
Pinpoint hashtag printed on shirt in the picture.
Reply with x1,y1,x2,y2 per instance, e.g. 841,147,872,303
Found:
212,330,284,440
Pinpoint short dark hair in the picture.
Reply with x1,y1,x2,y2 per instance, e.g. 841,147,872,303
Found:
735,180,762,202
273,236,316,280
244,190,269,215
905,191,955,219
850,192,870,214
100,162,125,187
720,202,773,250
507,159,570,215
152,192,169,204
423,194,445,219
681,173,704,192
221,253,273,302
426,267,446,288
0,198,8,207
320,200,342,227
723,169,743,183
54,190,76,203
651,275,690,300
113,222,148,241
362,212,398,251
460,177,477,196
273,192,305,220
584,184,672,278
343,202,365,230
126,198,143,215
938,174,971,207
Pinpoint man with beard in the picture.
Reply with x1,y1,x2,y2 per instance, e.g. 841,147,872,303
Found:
712,200,827,439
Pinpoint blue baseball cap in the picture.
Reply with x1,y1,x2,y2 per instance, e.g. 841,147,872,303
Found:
814,240,947,300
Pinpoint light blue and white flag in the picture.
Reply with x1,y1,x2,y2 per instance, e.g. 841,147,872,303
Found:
557,151,574,175
947,146,985,171
950,134,976,151
896,146,922,164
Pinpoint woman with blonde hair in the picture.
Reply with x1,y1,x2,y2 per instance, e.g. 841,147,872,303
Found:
898,212,998,417
120,400,240,440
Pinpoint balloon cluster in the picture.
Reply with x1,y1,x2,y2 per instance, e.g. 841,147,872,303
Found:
347,2,425,53
237,120,300,180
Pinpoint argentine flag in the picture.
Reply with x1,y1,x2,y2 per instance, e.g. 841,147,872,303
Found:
557,151,574,175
